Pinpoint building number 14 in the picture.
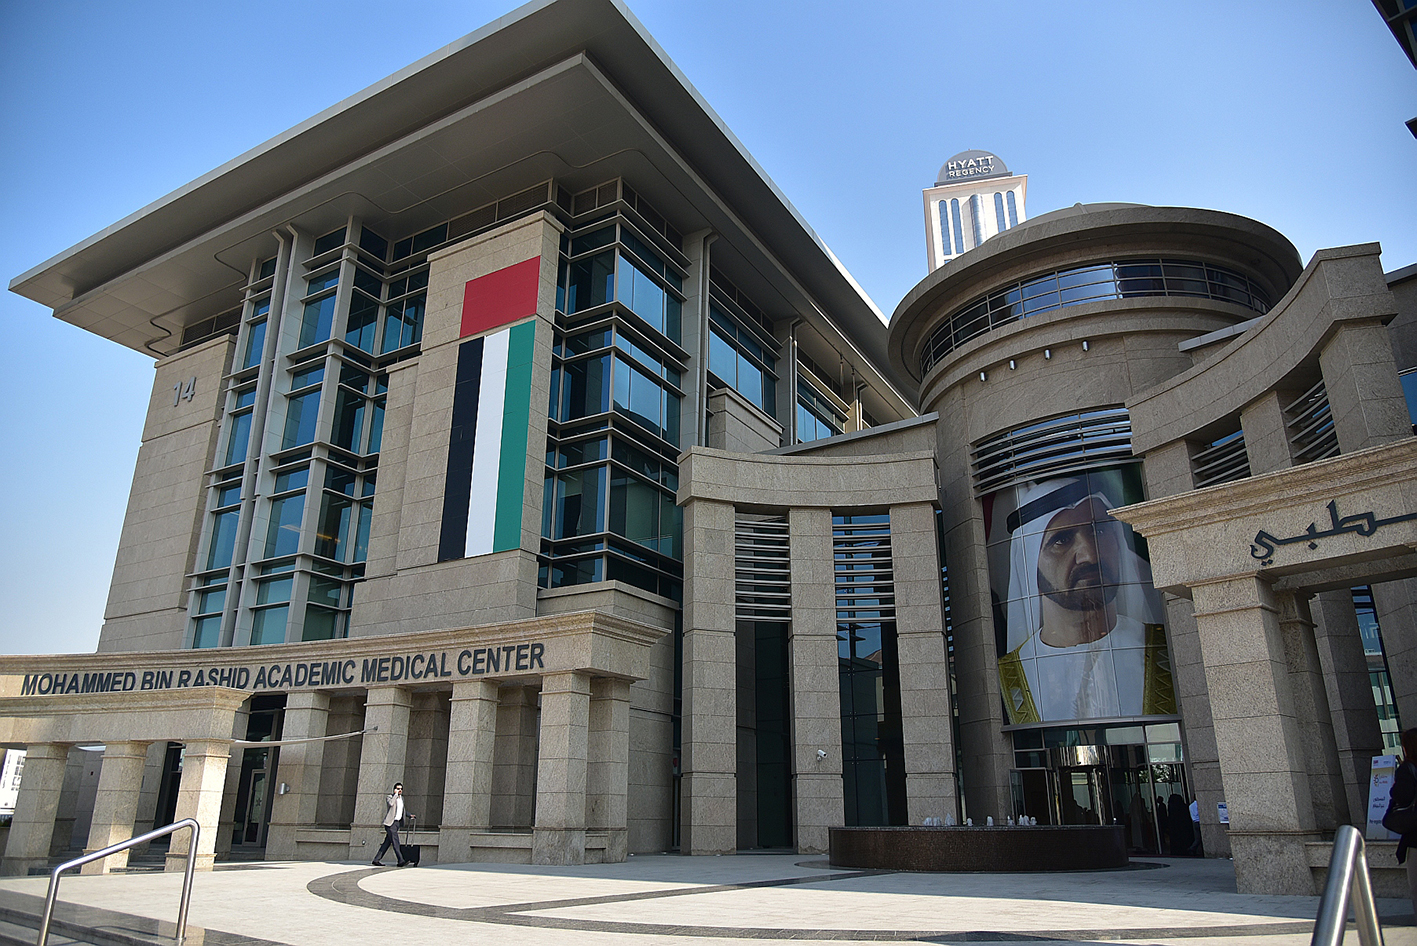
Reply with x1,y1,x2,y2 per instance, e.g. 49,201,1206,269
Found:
172,376,196,407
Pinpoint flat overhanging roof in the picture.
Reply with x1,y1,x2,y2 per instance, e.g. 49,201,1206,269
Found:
9,0,910,404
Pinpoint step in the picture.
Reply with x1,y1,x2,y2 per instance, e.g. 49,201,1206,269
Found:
0,889,180,946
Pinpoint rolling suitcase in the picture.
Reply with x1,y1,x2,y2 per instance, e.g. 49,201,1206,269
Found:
400,815,420,866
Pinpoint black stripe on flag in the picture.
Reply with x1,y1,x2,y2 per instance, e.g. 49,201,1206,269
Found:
438,337,484,561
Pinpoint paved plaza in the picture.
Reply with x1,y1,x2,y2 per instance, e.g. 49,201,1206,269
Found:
0,853,1413,946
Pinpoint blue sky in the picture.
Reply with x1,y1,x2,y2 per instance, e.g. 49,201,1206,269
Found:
1,1,1414,654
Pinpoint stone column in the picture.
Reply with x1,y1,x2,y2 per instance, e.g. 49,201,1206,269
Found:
681,497,737,854
348,686,411,860
50,747,87,858
1163,595,1228,857
215,702,250,857
1376,579,1417,731
1310,590,1385,826
788,507,843,854
1318,320,1410,453
79,742,151,874
441,679,500,860
586,677,632,863
1276,592,1348,830
266,691,330,860
166,740,232,872
1190,575,1320,894
1,743,71,876
889,502,957,824
532,670,591,865
1240,390,1299,474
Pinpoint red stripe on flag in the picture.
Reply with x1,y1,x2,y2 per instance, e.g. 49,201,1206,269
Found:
460,257,541,338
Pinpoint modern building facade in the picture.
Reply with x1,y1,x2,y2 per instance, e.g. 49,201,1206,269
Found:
3,0,1416,899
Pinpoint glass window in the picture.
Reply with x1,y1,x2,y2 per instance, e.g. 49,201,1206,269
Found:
312,228,346,256
939,200,952,255
224,411,252,467
995,192,1007,233
565,252,615,313
242,318,267,370
299,294,337,348
250,605,288,645
265,494,305,557
316,493,352,560
283,391,321,449
345,291,379,352
368,398,385,454
207,509,239,570
609,468,660,549
969,193,985,247
1007,191,1019,227
302,605,341,641
950,199,965,254
555,466,606,539
191,616,222,649
561,354,611,419
332,390,365,453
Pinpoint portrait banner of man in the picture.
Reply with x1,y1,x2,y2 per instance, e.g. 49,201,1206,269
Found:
983,466,1176,725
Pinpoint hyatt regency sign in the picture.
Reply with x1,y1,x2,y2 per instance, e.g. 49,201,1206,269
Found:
17,641,548,699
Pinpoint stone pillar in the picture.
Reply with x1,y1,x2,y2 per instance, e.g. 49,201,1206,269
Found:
1240,390,1299,475
1,744,70,876
680,497,737,854
491,685,539,827
1318,320,1410,453
532,670,591,865
79,742,152,874
215,703,250,857
1163,595,1228,857
266,691,330,860
1310,590,1385,826
1276,592,1349,830
441,679,500,859
1190,575,1320,894
586,677,633,863
788,507,843,854
348,686,411,860
166,740,232,872
51,747,85,856
889,502,957,823
1375,578,1417,731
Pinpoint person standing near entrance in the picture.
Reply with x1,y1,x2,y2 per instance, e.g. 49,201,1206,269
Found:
373,782,410,867
1392,729,1417,917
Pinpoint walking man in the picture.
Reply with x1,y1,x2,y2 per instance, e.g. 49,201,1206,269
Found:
373,782,409,867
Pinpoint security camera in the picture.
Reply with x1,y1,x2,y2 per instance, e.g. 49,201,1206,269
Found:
816,749,827,760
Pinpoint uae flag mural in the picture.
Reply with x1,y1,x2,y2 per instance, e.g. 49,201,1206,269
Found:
438,258,540,561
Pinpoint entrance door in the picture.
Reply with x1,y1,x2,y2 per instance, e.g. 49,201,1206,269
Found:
1054,765,1110,824
242,752,271,845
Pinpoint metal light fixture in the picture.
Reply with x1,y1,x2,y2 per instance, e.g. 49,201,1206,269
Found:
1008,359,1016,370
1044,348,1052,360
1082,340,1090,351
979,370,987,382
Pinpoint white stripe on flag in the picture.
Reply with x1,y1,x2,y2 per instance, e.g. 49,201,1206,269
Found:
465,328,509,556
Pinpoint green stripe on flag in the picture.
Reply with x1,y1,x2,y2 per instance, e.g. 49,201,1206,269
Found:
493,319,536,552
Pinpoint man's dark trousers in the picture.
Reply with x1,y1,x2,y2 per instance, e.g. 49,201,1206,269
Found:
375,821,403,864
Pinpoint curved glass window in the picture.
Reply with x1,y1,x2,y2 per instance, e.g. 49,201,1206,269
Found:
994,192,1007,233
950,199,965,255
919,258,1273,375
1006,191,1019,227
938,201,952,255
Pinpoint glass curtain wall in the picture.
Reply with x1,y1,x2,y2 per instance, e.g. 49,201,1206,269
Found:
192,221,421,647
544,197,688,600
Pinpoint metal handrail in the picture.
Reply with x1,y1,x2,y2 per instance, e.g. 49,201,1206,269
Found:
1312,824,1384,946
38,817,200,946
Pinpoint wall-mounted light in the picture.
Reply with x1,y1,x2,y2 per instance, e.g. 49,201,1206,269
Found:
979,370,987,382
278,783,290,795
1043,348,1052,360
1081,340,1090,351
1008,359,1016,370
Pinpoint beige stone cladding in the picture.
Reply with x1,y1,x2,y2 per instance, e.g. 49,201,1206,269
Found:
706,386,782,453
99,336,234,653
538,582,678,853
1114,438,1417,893
350,213,563,637
887,205,1313,832
679,445,950,851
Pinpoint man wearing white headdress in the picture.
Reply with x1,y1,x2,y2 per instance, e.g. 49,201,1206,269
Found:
997,477,1174,724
